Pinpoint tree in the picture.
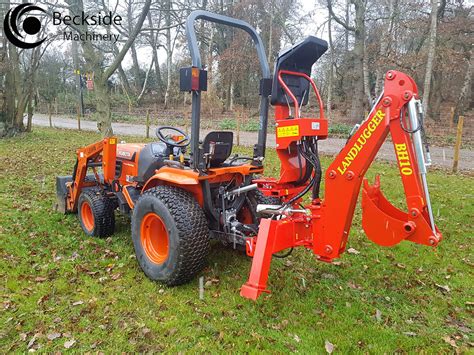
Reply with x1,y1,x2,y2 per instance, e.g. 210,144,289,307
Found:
65,0,152,136
422,0,438,117
454,49,473,122
0,0,51,137
328,0,367,122
37,52,66,127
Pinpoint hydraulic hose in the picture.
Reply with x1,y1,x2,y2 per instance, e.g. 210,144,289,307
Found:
308,140,322,199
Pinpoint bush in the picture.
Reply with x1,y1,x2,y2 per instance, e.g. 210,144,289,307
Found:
328,123,352,136
242,120,260,132
219,118,236,130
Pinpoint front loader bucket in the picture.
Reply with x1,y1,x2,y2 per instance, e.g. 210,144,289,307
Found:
55,176,73,214
361,175,441,247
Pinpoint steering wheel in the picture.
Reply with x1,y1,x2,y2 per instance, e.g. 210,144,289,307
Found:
155,126,190,148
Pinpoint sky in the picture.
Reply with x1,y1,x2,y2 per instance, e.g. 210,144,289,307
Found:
126,0,329,70
22,0,330,73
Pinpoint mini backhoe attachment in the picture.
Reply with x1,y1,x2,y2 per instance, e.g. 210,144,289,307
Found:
240,37,443,300
56,11,442,301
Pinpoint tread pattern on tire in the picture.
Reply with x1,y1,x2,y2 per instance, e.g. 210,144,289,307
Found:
252,189,282,206
137,186,210,286
79,188,115,237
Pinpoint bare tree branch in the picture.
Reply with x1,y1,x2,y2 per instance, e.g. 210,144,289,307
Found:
327,0,355,32
103,0,152,80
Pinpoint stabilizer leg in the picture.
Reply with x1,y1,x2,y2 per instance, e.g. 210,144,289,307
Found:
240,218,278,300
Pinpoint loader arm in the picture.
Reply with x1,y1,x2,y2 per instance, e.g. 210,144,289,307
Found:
240,70,442,300
65,137,117,212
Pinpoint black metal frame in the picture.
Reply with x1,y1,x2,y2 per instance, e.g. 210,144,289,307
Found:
185,10,271,171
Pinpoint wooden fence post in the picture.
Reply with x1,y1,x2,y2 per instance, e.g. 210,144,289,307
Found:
452,115,464,173
146,109,150,138
48,103,52,128
236,110,241,146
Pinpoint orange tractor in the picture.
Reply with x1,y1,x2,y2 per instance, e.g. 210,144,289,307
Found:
57,11,442,300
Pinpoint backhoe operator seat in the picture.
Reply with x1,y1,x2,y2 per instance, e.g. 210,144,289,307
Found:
271,36,328,107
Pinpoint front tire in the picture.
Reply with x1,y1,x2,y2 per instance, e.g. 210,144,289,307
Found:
78,188,115,237
131,186,210,286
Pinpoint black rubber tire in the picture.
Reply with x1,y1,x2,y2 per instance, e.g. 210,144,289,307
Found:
251,189,282,206
131,186,210,286
238,189,282,226
78,188,115,237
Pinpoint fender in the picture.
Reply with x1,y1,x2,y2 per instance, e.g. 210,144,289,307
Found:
141,166,204,206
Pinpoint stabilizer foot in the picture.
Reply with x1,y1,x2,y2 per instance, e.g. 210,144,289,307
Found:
240,283,270,300
240,218,277,300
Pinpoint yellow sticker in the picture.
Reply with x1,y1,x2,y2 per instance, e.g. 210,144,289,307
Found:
109,138,117,145
277,125,299,138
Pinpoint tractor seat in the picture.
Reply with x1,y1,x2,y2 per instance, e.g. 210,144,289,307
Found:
202,131,233,167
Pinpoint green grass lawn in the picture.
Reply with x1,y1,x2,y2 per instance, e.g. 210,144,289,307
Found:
0,128,472,352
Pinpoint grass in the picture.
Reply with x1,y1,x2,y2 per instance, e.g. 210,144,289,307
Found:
0,128,472,352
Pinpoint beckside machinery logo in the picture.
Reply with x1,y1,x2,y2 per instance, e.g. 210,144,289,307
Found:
4,2,122,48
4,3,46,49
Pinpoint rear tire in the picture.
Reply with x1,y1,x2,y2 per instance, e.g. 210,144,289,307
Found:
78,188,115,237
251,189,282,206
131,186,210,286
246,189,282,223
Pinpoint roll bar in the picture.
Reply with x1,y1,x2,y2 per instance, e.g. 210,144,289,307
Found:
185,10,271,78
185,10,271,170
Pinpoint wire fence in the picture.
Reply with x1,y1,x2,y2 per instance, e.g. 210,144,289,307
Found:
36,102,473,147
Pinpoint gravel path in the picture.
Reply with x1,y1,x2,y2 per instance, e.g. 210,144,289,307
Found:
30,113,473,171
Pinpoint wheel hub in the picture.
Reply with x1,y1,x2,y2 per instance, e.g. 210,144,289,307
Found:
140,213,169,264
81,201,94,232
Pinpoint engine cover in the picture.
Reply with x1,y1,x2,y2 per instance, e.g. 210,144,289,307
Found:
116,142,169,184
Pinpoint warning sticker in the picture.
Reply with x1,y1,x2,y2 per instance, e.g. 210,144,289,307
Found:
277,125,299,138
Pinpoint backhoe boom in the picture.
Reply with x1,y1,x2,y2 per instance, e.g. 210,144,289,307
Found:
241,70,442,300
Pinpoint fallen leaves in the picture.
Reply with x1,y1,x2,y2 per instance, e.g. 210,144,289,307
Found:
347,248,360,255
435,284,451,293
204,278,220,288
325,340,334,353
111,273,122,281
34,276,47,282
443,336,457,348
36,295,49,305
321,273,335,279
347,281,362,289
46,332,61,341
64,339,76,349
375,309,382,322
27,334,37,349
